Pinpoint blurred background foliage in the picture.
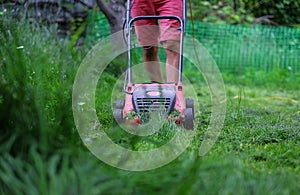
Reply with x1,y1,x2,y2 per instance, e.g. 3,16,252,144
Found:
1,0,300,45
189,0,300,26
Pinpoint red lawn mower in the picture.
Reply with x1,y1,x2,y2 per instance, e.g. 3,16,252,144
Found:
113,0,194,130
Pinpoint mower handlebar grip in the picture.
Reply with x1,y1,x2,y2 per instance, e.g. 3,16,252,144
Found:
129,15,184,29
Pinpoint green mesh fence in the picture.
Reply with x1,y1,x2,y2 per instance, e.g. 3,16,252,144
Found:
86,12,300,74
186,22,300,74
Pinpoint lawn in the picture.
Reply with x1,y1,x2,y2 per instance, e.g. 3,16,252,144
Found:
0,16,300,195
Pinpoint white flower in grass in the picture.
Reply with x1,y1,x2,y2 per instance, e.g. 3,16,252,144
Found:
16,46,24,49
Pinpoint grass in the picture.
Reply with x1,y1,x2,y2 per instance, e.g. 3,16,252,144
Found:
0,14,300,194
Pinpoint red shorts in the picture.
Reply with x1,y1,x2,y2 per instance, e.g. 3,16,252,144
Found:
130,0,183,46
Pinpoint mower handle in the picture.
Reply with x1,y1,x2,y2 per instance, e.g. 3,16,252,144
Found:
127,15,185,84
126,0,186,85
128,15,184,30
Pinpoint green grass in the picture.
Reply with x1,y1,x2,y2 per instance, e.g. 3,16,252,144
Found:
0,14,300,194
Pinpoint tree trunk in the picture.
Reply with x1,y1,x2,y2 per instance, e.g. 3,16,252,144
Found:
95,0,126,46
95,0,127,74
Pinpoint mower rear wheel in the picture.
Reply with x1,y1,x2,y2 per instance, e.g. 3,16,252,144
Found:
183,108,194,130
115,99,125,109
186,98,194,119
113,109,123,124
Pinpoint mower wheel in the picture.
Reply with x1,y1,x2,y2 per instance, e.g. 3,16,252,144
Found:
116,99,125,109
183,108,194,130
113,109,123,124
186,98,194,119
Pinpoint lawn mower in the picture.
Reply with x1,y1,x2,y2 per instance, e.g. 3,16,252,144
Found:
113,0,194,130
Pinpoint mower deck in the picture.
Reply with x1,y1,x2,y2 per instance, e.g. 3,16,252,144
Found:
114,82,194,129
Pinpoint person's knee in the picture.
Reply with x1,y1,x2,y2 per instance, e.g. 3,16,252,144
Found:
143,46,158,59
162,40,180,52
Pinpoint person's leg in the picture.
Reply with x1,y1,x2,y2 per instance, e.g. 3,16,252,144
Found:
143,46,163,82
163,40,180,83
157,0,182,83
131,0,162,82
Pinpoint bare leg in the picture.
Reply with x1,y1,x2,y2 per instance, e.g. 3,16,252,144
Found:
143,46,163,82
163,40,180,83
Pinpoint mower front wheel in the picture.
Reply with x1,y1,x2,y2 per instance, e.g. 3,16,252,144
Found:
115,99,125,109
186,98,194,119
113,109,123,124
183,108,194,130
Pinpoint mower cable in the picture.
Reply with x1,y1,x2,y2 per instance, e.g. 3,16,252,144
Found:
187,0,217,99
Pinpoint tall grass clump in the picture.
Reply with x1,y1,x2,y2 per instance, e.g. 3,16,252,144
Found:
0,14,83,156
0,12,91,194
